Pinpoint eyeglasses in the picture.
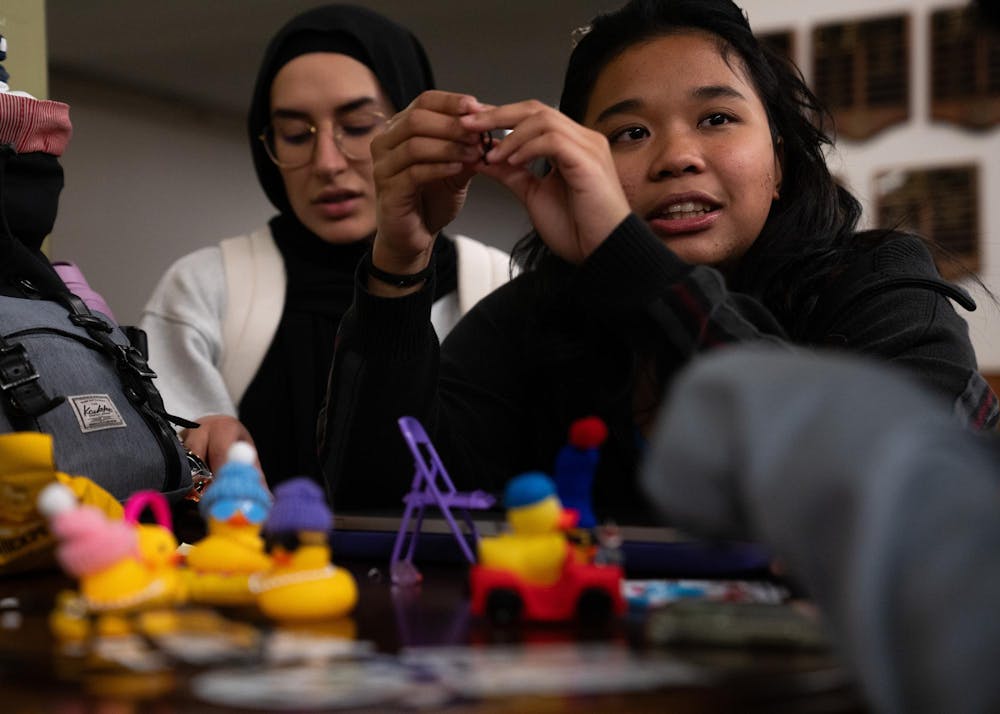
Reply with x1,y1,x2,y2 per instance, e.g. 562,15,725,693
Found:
259,109,387,168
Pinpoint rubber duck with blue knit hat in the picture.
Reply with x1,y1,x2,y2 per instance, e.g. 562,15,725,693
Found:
477,471,578,585
183,442,273,605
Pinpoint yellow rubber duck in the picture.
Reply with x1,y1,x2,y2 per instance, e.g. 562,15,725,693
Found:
183,442,273,605
39,484,184,639
0,432,122,575
477,472,576,585
250,478,357,621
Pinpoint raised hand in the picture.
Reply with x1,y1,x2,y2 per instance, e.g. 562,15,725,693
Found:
370,91,486,283
461,101,630,265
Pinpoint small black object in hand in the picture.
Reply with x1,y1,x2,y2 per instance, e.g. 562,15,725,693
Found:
480,131,494,165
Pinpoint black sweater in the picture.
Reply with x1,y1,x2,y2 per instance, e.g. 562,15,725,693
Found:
319,214,997,521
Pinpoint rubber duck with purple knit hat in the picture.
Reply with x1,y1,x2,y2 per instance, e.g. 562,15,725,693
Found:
251,477,358,621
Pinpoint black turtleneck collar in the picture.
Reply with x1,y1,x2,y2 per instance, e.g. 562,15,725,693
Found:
268,211,457,309
268,213,371,268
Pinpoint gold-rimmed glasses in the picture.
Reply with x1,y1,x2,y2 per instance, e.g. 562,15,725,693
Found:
259,109,387,167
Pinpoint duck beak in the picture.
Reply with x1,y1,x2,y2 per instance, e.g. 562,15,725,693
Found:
558,508,580,530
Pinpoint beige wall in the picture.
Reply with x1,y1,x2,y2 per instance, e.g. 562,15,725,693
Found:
1,0,47,99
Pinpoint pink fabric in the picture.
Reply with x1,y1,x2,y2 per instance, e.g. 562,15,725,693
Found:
53,262,117,322
51,506,138,576
0,93,72,156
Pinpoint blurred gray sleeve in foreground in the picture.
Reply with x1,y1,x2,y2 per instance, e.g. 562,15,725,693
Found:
640,346,1000,714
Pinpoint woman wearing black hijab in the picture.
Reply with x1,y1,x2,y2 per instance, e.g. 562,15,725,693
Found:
141,5,510,485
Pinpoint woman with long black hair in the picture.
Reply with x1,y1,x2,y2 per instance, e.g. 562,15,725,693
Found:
319,0,995,518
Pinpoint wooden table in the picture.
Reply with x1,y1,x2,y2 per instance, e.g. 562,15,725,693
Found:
0,560,867,713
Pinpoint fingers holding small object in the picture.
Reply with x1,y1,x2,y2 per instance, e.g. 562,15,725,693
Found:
375,135,481,183
480,131,494,165
378,91,488,159
463,102,587,169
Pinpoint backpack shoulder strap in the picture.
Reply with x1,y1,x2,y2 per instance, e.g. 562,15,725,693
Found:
219,227,286,405
452,233,512,315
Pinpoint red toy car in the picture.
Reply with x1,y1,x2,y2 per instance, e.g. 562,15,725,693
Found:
470,556,625,625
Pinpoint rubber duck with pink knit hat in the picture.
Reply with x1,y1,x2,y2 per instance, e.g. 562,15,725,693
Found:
38,483,185,639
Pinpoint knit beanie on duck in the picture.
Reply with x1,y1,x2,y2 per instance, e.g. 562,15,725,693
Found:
264,477,332,534
199,442,272,524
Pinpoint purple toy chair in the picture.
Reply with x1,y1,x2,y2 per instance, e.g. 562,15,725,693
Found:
389,416,495,585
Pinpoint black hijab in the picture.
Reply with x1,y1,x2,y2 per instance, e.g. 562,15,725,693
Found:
238,5,456,486
247,3,436,216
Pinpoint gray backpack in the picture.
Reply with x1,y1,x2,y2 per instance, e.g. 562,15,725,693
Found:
0,291,195,502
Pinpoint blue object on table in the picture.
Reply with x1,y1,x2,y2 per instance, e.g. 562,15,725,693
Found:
553,444,600,528
553,416,608,529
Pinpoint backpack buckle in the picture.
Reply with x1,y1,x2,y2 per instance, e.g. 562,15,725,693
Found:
0,343,40,391
68,312,114,333
117,345,157,380
0,342,64,417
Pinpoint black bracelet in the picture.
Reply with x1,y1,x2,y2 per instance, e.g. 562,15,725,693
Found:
365,252,433,288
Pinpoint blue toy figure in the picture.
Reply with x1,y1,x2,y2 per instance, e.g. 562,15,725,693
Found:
553,417,608,529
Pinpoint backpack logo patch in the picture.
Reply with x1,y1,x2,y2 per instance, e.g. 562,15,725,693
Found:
68,394,127,433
